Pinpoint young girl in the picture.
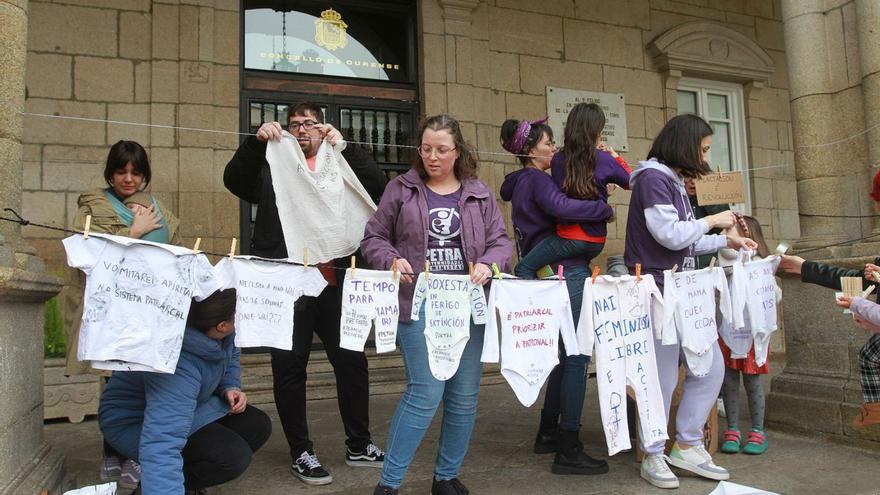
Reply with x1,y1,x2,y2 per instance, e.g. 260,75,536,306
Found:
513,103,631,279
624,114,756,489
499,118,612,475
717,215,780,455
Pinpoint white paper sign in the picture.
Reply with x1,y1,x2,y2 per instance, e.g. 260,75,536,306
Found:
546,86,629,152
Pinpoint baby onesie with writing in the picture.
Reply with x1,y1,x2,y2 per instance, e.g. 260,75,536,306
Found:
727,255,781,367
578,274,668,456
214,256,327,350
662,266,731,377
63,233,220,374
339,268,401,353
266,133,377,264
482,279,580,407
411,273,488,381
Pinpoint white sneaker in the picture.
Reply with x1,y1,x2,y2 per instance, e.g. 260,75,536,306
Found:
667,443,730,480
640,454,680,489
717,398,726,418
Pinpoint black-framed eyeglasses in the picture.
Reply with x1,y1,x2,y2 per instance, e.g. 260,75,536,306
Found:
288,120,318,131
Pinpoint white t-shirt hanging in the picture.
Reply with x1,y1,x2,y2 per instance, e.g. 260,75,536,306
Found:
265,132,377,264
411,273,488,381
727,254,781,367
662,266,732,377
214,256,327,350
339,268,401,353
482,278,580,407
63,233,220,374
578,274,668,456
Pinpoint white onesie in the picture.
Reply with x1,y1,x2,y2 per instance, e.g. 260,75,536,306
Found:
662,266,731,377
214,256,327,350
63,233,220,374
578,274,668,456
727,254,781,367
265,132,377,264
482,279,580,407
339,268,401,353
411,273,488,381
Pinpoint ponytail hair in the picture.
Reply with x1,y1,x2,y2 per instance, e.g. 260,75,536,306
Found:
561,103,604,199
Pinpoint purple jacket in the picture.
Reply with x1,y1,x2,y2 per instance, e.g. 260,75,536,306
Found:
361,169,513,322
551,149,631,239
499,167,613,260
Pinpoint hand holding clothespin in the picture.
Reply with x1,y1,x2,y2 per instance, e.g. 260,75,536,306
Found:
865,263,880,283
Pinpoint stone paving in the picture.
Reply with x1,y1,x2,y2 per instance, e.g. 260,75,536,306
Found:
49,377,880,495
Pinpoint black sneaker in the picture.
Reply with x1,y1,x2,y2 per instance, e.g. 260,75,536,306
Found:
431,477,469,495
373,484,399,495
346,442,385,467
292,450,333,485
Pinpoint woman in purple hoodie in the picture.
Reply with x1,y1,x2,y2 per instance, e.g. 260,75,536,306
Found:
362,114,512,495
624,114,755,489
499,117,613,476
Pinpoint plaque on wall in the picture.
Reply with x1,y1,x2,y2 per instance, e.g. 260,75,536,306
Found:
546,87,629,152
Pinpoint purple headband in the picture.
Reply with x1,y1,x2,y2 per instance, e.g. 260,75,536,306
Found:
503,116,549,155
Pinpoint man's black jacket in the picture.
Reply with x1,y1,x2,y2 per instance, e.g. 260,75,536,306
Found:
224,136,388,260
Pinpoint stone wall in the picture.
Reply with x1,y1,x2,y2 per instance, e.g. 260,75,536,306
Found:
421,0,796,265
21,0,241,269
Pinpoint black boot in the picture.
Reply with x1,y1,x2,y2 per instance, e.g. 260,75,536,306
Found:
533,409,559,454
551,429,609,475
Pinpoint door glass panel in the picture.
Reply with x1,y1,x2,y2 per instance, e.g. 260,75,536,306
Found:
708,94,729,119
677,90,698,115
709,121,732,171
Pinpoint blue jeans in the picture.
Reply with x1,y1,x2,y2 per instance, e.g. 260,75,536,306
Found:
514,235,604,279
540,265,591,431
379,307,485,489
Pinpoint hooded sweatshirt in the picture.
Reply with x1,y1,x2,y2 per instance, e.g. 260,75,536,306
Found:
624,159,727,289
550,149,631,242
499,167,613,261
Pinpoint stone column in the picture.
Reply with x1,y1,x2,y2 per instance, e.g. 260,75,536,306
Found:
857,0,880,233
0,1,65,493
780,0,860,249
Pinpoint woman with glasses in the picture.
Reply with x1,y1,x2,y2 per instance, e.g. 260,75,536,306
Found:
362,114,512,495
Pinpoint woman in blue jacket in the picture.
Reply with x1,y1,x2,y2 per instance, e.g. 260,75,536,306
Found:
98,289,271,495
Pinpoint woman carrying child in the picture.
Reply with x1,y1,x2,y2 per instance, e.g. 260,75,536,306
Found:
499,116,614,475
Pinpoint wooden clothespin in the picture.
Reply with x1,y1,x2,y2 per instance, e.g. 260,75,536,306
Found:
709,257,717,269
670,264,678,275
391,259,398,281
424,260,430,281
83,214,92,239
635,263,642,283
468,261,474,278
557,264,564,283
591,265,601,284
863,285,876,298
351,255,357,278
192,237,201,253
491,262,503,280
228,238,237,259
303,247,309,270
717,165,723,178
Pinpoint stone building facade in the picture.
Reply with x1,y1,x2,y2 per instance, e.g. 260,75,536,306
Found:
1,0,878,491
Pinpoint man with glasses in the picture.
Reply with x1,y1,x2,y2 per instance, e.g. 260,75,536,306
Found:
224,102,388,486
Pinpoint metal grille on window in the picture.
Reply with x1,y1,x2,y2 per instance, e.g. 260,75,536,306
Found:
340,107,411,177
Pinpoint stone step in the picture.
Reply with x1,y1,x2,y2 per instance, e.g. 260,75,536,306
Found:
240,349,503,406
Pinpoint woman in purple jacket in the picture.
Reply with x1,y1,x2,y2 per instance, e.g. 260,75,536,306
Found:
499,117,612,476
362,114,512,495
624,114,755,489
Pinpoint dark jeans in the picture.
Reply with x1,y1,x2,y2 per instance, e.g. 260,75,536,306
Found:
270,283,372,457
183,405,272,490
541,265,591,431
514,235,604,279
